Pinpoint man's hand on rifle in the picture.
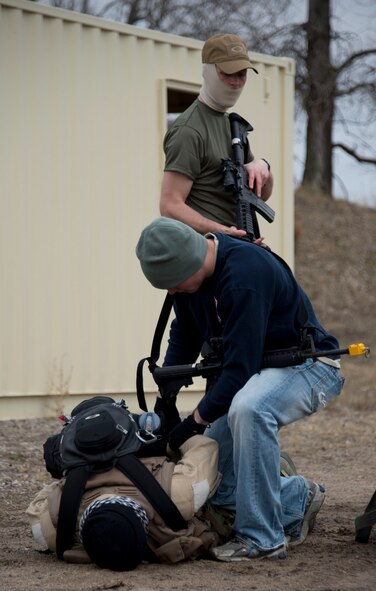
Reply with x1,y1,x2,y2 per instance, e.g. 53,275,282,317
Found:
224,226,247,238
244,159,273,200
225,229,270,250
253,235,271,251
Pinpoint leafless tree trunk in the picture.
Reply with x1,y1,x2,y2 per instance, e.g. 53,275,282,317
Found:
302,0,335,193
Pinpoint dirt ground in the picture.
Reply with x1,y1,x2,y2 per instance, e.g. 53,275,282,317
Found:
1,190,375,590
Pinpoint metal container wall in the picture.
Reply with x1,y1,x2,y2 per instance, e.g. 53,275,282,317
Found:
0,0,295,419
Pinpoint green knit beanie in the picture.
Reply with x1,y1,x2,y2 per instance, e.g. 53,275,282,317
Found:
136,217,208,289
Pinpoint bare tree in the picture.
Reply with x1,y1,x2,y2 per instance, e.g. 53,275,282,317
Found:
32,0,376,197
302,0,336,192
300,0,376,194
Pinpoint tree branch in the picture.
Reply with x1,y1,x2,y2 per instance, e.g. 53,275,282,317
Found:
336,80,376,98
335,48,376,75
96,0,119,18
332,143,376,165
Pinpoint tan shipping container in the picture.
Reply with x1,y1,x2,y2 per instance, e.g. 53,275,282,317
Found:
0,0,295,419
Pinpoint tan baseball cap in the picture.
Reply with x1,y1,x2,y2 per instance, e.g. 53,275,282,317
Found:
202,34,258,75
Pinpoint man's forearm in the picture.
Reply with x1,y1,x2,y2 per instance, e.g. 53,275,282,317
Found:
193,407,209,425
160,199,230,235
160,171,225,234
160,170,247,237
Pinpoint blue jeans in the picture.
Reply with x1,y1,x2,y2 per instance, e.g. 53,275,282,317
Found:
207,360,344,550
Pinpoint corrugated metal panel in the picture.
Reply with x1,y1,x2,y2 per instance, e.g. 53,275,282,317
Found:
0,0,295,419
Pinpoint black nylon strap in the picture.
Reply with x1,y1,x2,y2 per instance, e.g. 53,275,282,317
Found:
56,454,187,561
136,294,174,411
56,467,89,559
116,454,187,531
136,357,154,412
150,294,174,361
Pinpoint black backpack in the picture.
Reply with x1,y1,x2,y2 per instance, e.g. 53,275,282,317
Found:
53,396,187,560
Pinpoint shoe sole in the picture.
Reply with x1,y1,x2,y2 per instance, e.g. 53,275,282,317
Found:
289,485,326,546
211,545,287,561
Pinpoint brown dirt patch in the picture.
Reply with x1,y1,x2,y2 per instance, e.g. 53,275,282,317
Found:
1,190,375,590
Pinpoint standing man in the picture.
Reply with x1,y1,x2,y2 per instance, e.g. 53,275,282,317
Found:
160,33,273,237
136,217,344,560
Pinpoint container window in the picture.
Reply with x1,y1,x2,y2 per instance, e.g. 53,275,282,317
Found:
167,88,198,128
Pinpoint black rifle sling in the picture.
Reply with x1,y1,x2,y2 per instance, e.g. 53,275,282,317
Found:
56,466,90,559
116,454,187,531
136,293,174,411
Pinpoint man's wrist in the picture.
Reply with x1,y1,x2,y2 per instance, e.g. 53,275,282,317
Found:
193,408,209,426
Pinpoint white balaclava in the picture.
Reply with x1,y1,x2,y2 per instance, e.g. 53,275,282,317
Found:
199,63,245,112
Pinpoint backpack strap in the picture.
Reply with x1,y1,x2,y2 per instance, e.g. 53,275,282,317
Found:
56,453,187,561
136,293,174,411
355,488,376,543
116,454,187,531
56,467,90,559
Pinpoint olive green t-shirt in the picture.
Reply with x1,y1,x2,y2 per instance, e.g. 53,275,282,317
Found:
163,99,253,227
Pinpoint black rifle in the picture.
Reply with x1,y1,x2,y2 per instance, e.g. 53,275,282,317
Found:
152,338,370,400
152,338,223,400
222,112,275,241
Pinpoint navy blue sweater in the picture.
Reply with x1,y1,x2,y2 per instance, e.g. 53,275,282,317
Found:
164,234,339,423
